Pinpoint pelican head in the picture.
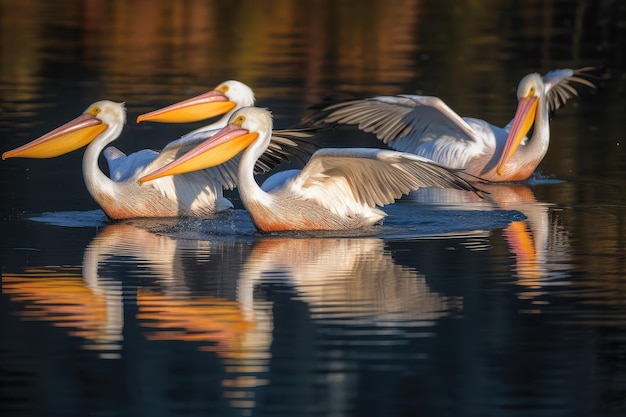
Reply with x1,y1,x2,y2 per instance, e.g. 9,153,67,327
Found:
138,107,269,185
2,101,124,160
495,73,543,175
136,80,254,124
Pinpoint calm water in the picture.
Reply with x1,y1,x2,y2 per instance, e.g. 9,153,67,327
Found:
1,1,626,416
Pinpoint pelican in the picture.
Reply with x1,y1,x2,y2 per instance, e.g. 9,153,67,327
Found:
139,107,482,232
2,97,313,219
302,68,596,181
135,79,317,171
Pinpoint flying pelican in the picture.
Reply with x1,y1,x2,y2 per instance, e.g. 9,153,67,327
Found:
2,97,313,219
139,107,482,232
302,68,596,181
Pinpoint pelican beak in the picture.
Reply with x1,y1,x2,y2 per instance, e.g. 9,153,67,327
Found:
138,123,258,185
136,90,237,124
496,96,538,175
2,113,107,160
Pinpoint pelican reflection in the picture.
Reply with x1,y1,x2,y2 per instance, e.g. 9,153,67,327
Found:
2,266,116,355
229,235,464,411
408,182,571,292
3,220,466,413
84,222,257,358
2,223,243,359
239,237,461,324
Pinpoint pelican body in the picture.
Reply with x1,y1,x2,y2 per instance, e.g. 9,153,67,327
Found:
139,107,482,232
303,68,596,181
2,101,235,218
2,81,314,219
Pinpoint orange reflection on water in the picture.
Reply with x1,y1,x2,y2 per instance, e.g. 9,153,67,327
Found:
135,285,271,411
2,267,115,346
489,184,564,293
410,183,572,298
503,221,542,286
137,288,254,357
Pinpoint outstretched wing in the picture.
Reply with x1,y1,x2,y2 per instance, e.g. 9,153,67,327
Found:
301,95,478,154
290,148,481,211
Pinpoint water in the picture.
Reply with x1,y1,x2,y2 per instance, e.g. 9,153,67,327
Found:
1,1,625,416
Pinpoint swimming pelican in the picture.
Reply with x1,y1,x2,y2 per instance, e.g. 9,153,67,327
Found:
135,79,317,172
303,68,596,181
139,107,482,232
2,99,313,219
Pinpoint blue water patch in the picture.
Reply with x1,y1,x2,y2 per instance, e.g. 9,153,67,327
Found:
380,204,526,239
29,210,109,227
125,210,260,240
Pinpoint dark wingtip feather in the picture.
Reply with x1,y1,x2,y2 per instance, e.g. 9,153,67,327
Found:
545,67,600,115
253,128,321,174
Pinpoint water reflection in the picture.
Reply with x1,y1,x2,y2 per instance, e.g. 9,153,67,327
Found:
3,182,624,414
490,184,571,295
240,237,461,322
0,0,426,120
409,181,571,294
2,183,572,356
7,0,613,127
2,182,574,349
3,221,466,411
2,266,117,355
82,223,251,361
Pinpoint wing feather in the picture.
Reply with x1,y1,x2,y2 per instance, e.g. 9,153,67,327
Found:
303,68,597,152
292,148,481,211
261,128,319,173
103,147,159,182
543,67,597,114
302,95,478,153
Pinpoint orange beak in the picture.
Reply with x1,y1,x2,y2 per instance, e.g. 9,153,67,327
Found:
495,96,538,175
138,123,258,185
2,114,107,160
136,90,237,124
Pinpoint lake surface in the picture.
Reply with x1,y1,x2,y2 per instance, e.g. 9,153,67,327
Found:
1,1,625,416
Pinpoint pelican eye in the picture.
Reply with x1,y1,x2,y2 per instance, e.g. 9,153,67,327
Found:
87,106,102,116
217,84,230,94
233,115,246,125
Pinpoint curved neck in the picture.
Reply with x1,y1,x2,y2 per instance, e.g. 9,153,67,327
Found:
523,90,551,162
237,131,273,209
82,122,124,203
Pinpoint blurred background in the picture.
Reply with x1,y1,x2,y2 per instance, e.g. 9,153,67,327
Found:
1,1,625,416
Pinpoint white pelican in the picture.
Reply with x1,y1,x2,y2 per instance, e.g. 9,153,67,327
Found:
2,98,313,219
139,107,482,232
135,79,317,172
303,68,596,181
